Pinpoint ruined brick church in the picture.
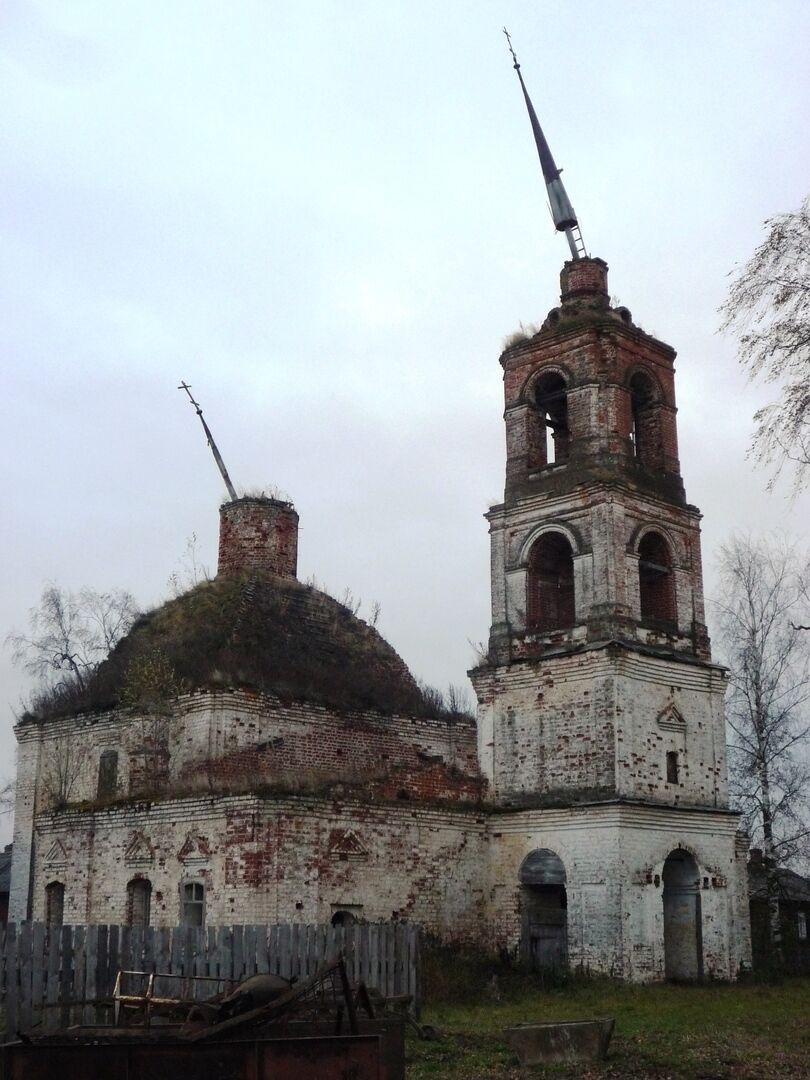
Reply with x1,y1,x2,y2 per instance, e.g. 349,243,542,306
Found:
10,254,752,981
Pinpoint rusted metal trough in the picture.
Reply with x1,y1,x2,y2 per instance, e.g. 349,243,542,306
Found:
1,954,405,1080
1,1032,390,1079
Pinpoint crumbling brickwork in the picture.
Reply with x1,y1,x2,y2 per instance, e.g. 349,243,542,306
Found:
472,648,728,807
10,255,752,983
218,497,299,578
28,793,489,936
471,256,750,977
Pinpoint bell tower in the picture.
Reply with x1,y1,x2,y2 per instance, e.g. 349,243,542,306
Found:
471,34,750,981
471,256,723,804
495,253,709,664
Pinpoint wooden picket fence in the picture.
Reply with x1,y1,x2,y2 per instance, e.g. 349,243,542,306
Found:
0,921,420,1041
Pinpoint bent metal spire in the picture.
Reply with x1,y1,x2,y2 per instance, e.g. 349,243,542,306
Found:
503,29,587,260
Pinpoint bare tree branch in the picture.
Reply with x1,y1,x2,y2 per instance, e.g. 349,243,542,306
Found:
713,534,810,960
6,584,139,703
720,196,810,493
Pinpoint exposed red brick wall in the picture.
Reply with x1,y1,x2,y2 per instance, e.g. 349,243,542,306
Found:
218,497,298,579
502,326,681,485
175,692,484,806
560,256,609,301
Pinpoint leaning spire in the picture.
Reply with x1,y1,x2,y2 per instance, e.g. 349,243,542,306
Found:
503,29,587,260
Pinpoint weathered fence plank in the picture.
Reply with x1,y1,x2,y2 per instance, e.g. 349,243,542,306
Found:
278,923,291,979
83,925,98,1025
4,923,18,1038
44,924,60,1030
59,924,73,1027
30,923,45,1030
0,920,420,1041
17,922,33,1033
71,925,86,1027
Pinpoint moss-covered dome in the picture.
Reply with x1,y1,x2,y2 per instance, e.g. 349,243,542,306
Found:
41,573,426,719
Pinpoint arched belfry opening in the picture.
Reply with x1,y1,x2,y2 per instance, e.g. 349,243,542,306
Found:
533,372,569,467
662,849,703,980
519,849,568,969
527,532,575,631
629,370,663,470
638,532,676,627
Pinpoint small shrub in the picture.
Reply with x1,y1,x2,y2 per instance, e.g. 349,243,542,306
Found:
502,322,540,349
420,940,587,1007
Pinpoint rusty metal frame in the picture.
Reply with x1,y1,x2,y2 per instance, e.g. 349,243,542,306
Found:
113,969,235,1027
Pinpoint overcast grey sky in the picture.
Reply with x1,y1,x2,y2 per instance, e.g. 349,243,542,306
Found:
2,1,810,844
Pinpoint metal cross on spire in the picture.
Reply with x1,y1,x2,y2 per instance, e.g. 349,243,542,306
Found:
178,381,239,502
503,29,587,260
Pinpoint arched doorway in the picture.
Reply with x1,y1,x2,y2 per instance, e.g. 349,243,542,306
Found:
519,849,567,970
662,849,703,980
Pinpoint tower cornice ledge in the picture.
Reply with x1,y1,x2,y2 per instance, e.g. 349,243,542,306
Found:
500,318,677,369
469,637,728,678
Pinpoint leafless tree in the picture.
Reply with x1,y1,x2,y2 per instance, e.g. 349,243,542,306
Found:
7,584,139,693
714,535,810,961
0,777,14,816
41,737,90,810
720,196,810,492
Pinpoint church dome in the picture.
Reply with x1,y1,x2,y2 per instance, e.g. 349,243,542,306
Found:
30,497,426,720
89,570,424,716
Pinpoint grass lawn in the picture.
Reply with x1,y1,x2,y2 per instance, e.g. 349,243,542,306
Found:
407,968,810,1078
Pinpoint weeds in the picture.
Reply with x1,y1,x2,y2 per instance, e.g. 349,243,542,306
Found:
411,944,810,1079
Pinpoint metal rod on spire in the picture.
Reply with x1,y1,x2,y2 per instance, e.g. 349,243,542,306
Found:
178,381,239,501
503,29,587,259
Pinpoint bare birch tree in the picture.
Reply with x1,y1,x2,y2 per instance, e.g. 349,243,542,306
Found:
714,535,810,962
719,196,810,492
41,737,90,810
7,584,139,693
0,777,14,816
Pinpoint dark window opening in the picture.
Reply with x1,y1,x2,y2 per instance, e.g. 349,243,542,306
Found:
127,878,152,927
181,882,204,927
638,532,677,626
45,881,65,928
97,750,119,799
629,371,664,470
527,532,575,631
530,373,569,468
666,751,679,785
331,909,358,927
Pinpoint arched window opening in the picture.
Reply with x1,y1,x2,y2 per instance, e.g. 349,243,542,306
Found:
519,849,567,970
45,881,65,928
662,849,702,980
629,371,663,470
638,532,677,626
127,878,152,927
97,749,119,799
534,373,569,467
181,881,205,927
527,532,575,631
331,909,358,927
